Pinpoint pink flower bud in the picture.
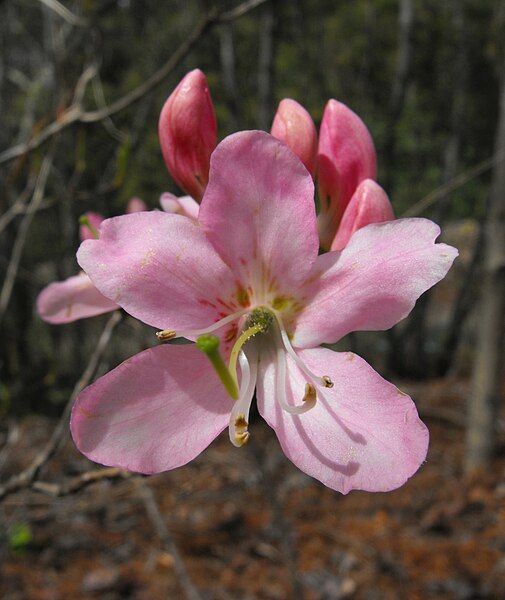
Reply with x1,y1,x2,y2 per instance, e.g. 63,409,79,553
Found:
271,99,318,175
331,179,394,251
317,99,377,250
79,211,104,241
126,197,147,213
159,69,217,201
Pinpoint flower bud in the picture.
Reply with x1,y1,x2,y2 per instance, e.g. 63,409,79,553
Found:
126,197,147,213
317,99,377,250
271,99,317,175
159,69,217,201
79,211,104,241
331,179,394,251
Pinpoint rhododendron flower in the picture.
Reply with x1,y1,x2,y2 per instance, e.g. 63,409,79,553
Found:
37,200,147,324
72,131,457,494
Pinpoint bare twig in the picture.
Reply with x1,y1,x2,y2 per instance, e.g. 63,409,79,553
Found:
31,467,133,496
0,156,52,325
402,147,505,217
37,0,89,27
219,0,269,22
138,483,202,600
0,311,122,501
0,0,270,165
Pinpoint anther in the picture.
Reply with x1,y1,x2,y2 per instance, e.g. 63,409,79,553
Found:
322,375,334,388
303,383,317,405
234,413,250,446
156,329,177,341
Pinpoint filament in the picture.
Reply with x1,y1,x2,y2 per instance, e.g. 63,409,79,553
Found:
229,350,258,447
275,344,317,415
156,307,249,342
273,312,333,389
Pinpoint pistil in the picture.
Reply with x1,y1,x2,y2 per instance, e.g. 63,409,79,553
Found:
196,335,239,400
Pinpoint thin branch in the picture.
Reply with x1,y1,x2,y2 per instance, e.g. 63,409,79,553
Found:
138,483,203,600
37,0,89,27
0,0,270,165
219,0,269,22
31,467,133,496
402,148,505,217
0,311,122,501
0,156,52,325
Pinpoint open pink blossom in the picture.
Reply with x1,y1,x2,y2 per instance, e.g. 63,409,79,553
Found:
331,179,394,251
72,131,457,494
37,198,147,325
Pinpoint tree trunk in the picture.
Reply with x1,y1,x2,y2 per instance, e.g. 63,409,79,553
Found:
257,1,276,131
465,52,505,473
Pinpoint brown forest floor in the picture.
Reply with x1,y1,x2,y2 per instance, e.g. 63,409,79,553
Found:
1,377,504,600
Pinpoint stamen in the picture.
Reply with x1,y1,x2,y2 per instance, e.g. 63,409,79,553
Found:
196,335,239,400
155,308,249,341
156,329,176,341
229,350,258,447
274,312,333,388
276,346,318,415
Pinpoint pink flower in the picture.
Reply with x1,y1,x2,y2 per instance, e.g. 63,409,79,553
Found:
271,99,318,175
72,131,457,494
159,69,217,201
318,99,377,250
331,179,394,251
37,198,146,324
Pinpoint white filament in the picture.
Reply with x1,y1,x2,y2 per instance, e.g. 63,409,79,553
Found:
273,312,329,388
176,307,249,340
275,343,317,415
228,350,258,447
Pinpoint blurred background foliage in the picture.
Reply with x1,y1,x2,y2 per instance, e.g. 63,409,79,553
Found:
0,0,503,413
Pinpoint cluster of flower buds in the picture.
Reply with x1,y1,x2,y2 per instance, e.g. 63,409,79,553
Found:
159,69,394,251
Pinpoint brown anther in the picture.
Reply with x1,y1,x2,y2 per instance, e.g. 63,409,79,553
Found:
234,431,250,446
303,383,317,404
156,329,176,342
234,414,248,432
322,375,334,388
234,414,250,446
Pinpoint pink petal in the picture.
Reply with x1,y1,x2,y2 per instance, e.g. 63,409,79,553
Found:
293,218,458,347
199,131,319,298
160,192,199,220
257,347,429,494
317,100,377,249
36,272,118,324
271,99,318,175
71,343,231,473
77,211,240,331
126,197,148,213
331,179,395,251
79,211,104,241
159,69,217,201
